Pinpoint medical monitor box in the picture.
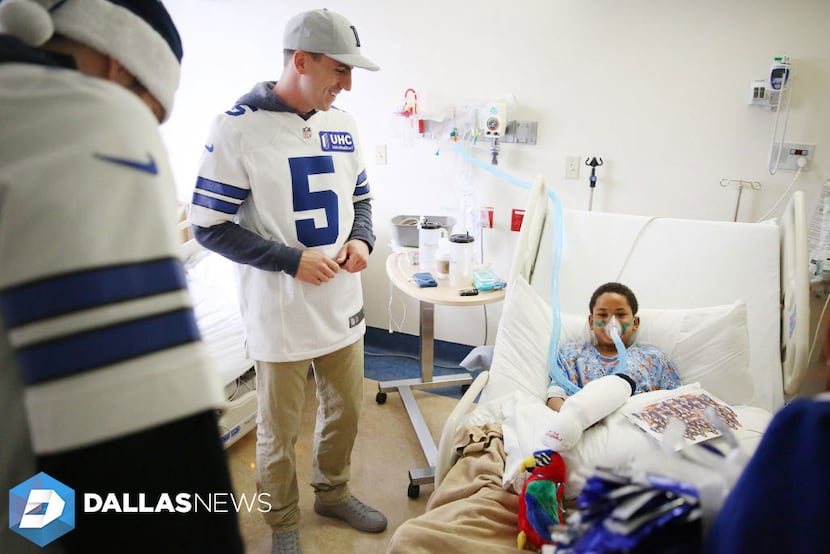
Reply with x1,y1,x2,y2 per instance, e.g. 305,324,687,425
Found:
391,215,456,248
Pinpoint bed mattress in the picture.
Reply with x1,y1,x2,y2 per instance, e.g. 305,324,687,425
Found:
185,250,253,386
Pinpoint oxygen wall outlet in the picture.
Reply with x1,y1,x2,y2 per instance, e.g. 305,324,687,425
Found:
482,102,508,138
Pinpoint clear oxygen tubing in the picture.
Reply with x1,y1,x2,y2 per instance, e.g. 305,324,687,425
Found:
450,142,577,395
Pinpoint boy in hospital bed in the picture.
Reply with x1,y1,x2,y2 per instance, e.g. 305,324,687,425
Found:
542,282,682,451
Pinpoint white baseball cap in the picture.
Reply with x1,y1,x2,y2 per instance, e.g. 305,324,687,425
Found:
283,8,379,72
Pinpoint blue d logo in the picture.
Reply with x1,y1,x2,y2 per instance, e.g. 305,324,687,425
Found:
9,472,75,547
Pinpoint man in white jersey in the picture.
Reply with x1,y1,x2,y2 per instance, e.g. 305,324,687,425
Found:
189,8,382,554
0,1,243,552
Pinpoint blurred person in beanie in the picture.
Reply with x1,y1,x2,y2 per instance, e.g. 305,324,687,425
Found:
0,1,244,552
188,8,382,554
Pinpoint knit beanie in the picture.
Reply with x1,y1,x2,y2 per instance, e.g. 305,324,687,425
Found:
0,0,182,121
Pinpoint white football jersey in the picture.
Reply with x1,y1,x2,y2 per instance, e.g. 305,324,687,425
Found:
190,96,372,362
0,64,226,454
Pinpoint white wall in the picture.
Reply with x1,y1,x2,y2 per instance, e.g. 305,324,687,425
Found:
162,0,830,348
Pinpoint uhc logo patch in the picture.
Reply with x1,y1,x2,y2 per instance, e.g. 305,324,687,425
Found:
319,131,355,153
9,472,75,547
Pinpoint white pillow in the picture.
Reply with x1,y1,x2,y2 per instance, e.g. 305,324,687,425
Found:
476,277,593,411
636,302,753,405
477,275,551,407
477,275,753,415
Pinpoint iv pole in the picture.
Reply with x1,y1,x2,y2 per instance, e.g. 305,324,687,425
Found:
720,179,761,222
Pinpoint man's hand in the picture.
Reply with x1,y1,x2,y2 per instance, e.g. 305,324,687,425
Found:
335,240,370,273
295,250,340,285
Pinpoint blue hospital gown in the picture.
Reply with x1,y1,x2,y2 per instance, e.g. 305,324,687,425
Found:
546,341,682,400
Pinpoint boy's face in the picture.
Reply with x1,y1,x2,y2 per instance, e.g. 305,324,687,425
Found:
589,292,639,350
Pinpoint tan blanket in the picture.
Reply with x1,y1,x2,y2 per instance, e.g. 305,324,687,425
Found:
386,422,523,553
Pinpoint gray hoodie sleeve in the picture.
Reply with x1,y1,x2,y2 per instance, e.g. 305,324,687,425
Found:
193,198,374,273
349,198,376,253
192,222,303,276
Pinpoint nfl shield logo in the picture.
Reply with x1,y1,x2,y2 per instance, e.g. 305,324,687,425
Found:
303,126,312,139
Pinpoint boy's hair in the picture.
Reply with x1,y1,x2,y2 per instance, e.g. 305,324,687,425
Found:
589,282,638,315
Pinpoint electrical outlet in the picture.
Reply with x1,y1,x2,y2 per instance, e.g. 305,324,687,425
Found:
566,156,580,179
770,142,815,171
375,144,387,165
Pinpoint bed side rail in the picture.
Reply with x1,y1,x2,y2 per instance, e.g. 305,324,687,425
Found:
434,371,490,490
780,190,810,395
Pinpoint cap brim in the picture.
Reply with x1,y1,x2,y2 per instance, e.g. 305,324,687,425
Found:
328,53,380,71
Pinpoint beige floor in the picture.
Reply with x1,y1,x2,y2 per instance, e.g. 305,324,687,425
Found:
799,355,830,398
226,376,459,554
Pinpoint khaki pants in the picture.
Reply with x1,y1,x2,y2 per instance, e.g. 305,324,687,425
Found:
254,338,364,532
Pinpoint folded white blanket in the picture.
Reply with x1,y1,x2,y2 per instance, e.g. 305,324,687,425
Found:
495,384,772,497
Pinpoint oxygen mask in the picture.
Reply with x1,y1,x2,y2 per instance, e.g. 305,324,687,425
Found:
594,315,631,339
595,316,629,368
606,316,622,340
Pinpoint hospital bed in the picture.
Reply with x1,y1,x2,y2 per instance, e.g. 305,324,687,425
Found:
387,177,810,553
180,231,257,448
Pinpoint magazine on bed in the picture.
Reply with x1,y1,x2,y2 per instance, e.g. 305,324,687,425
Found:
619,384,742,447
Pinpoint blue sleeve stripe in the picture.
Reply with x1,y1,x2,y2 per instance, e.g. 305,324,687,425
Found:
17,309,201,385
195,176,248,200
0,258,187,328
354,170,369,196
191,192,240,215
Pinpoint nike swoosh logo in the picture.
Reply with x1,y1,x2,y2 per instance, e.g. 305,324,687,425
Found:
205,144,215,152
94,153,158,175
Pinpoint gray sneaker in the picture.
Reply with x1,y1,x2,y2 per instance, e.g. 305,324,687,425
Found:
272,529,302,554
314,495,387,533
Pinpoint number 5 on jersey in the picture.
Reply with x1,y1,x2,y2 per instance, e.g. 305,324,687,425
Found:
289,156,339,247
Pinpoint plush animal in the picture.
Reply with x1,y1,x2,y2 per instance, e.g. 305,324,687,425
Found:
517,449,567,551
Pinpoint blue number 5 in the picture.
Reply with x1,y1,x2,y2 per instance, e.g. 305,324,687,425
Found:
289,156,339,247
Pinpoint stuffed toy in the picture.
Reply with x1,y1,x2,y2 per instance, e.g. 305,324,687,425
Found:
517,449,567,551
